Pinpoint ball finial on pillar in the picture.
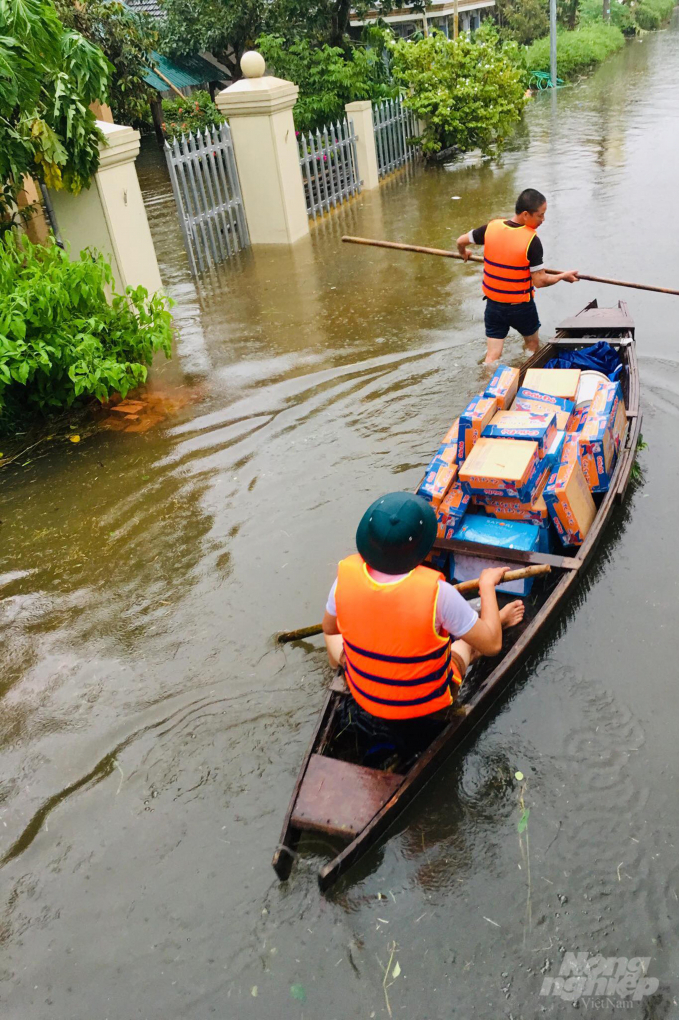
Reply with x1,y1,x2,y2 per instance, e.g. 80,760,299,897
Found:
241,51,265,79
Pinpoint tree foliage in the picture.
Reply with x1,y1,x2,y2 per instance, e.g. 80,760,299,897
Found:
54,0,158,126
161,90,224,138
495,0,550,45
0,235,173,432
256,33,396,133
159,0,426,74
0,0,110,223
392,25,528,155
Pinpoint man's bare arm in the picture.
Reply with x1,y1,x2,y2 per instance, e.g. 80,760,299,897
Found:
532,268,579,288
456,232,473,260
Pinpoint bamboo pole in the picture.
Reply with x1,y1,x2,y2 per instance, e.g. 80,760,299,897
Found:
276,564,551,643
341,234,679,297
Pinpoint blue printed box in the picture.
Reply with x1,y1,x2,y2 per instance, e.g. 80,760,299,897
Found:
457,395,498,464
515,386,575,415
482,409,557,458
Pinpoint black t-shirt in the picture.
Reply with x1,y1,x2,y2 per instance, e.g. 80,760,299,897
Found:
471,221,544,269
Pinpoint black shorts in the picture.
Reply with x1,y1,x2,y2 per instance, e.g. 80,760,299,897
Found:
484,297,541,340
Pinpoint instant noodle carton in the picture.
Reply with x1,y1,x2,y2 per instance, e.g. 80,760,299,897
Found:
439,418,460,461
543,429,566,473
484,364,520,410
483,409,557,459
567,405,590,433
514,386,575,416
523,368,581,402
417,452,458,509
450,517,542,596
470,465,551,526
543,435,596,546
513,394,572,431
436,482,471,539
577,380,627,492
459,437,542,503
457,395,498,464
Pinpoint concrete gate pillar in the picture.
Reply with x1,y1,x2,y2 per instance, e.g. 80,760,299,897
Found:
49,121,162,296
215,51,309,245
345,100,380,190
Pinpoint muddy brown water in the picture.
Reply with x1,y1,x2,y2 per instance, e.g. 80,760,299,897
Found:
3,19,679,1019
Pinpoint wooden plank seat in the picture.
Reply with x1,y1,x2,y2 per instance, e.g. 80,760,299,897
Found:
291,754,404,839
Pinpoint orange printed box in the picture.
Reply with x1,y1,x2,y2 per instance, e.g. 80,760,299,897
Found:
436,482,471,538
471,466,551,525
484,364,520,410
513,395,571,432
483,409,557,458
459,437,541,502
418,460,458,509
523,368,581,402
457,395,498,463
544,436,596,545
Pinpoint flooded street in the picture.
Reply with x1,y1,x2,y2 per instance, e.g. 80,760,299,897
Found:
3,16,679,1018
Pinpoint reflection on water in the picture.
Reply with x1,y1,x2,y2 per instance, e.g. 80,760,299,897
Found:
3,16,679,1018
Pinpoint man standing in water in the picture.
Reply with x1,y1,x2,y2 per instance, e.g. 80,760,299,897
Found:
456,189,579,363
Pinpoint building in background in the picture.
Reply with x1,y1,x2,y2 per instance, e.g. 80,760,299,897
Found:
350,0,495,37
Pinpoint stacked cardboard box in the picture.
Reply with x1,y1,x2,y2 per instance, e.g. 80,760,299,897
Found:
482,409,557,459
543,435,596,545
484,364,520,410
457,395,498,463
575,380,627,492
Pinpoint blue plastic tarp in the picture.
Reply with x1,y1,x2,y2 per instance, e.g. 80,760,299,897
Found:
545,341,623,381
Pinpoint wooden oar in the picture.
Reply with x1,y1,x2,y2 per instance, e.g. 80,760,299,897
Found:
276,563,551,643
341,235,679,297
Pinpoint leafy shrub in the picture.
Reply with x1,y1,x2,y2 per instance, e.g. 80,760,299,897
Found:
634,0,676,30
579,0,638,33
0,236,173,434
161,91,224,139
391,24,528,155
256,33,397,133
524,22,625,79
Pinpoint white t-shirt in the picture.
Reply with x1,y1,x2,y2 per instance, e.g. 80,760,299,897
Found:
326,567,478,640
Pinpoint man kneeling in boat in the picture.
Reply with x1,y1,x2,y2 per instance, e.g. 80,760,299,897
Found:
322,492,524,750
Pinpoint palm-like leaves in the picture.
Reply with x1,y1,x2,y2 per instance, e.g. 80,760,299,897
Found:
0,0,110,218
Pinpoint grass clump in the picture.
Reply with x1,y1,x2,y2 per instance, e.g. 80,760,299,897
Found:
524,21,625,79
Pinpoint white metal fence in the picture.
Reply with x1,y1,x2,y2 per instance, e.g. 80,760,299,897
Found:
164,123,249,275
298,119,361,219
373,97,420,178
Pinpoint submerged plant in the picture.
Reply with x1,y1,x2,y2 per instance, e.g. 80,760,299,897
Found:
630,434,648,483
0,235,173,435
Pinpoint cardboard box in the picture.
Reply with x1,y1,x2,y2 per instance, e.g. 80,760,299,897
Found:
484,364,520,410
567,405,590,433
515,386,575,415
544,435,596,545
457,395,498,464
543,429,566,474
426,549,449,572
513,395,571,432
459,437,541,503
440,417,460,455
523,368,581,402
451,516,542,596
576,380,627,492
418,458,458,509
436,482,471,538
471,465,551,525
483,409,557,459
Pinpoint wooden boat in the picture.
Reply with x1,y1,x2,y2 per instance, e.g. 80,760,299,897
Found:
273,301,641,891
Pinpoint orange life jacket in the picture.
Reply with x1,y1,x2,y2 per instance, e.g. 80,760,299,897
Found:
482,219,536,304
334,554,461,721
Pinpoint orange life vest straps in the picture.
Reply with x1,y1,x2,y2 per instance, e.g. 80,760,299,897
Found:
482,219,536,305
335,554,456,721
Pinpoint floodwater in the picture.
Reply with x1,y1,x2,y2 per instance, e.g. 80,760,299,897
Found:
3,17,679,1019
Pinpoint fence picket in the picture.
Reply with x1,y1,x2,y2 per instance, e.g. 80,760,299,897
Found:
373,96,421,179
164,121,249,275
297,116,361,218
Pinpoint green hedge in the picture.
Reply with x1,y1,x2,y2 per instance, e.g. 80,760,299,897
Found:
634,0,677,30
524,22,625,79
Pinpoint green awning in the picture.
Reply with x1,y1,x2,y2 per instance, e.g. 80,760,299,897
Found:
144,51,223,92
